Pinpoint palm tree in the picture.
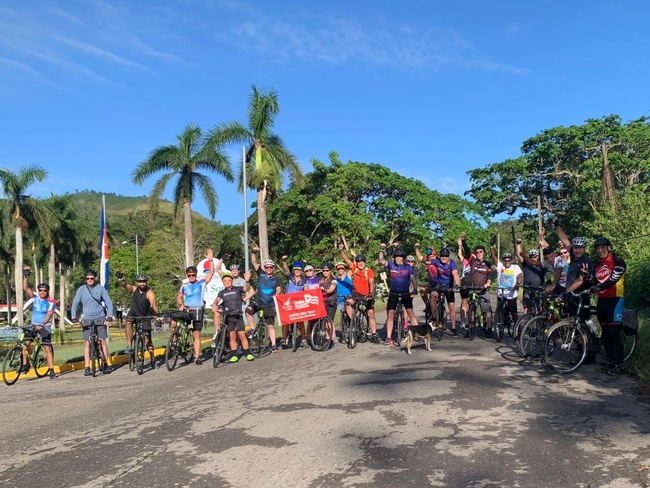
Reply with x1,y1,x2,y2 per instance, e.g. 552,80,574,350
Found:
0,165,48,327
204,85,304,261
132,124,233,267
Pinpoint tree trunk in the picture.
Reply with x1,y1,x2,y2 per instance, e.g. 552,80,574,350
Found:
183,198,194,267
4,264,12,326
601,142,617,211
14,224,24,327
58,263,66,333
257,184,269,261
49,243,56,298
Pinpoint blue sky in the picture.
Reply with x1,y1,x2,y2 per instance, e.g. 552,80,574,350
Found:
1,0,649,225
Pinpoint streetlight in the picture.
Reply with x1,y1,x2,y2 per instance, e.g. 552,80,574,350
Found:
121,234,139,275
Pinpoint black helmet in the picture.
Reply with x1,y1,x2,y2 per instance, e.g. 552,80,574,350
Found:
439,248,451,257
393,248,405,257
321,262,333,270
594,236,611,247
37,283,50,291
186,266,198,274
85,269,97,278
135,274,148,282
355,254,366,262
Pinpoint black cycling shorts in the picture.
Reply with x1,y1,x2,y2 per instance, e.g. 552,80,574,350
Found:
224,314,245,332
349,292,375,310
429,283,456,304
387,291,413,311
246,299,276,326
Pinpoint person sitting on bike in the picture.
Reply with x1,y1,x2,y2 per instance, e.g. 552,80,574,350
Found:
467,244,494,337
173,248,215,366
422,247,461,336
378,245,419,345
116,272,160,370
489,249,523,329
335,261,353,341
319,263,338,345
281,258,308,347
212,270,253,363
247,247,283,353
71,269,115,376
22,267,56,379
591,236,627,376
340,245,380,343
515,239,553,314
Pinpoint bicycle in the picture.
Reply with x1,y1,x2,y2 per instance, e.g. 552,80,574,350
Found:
249,311,271,358
83,318,111,377
346,295,371,349
493,289,517,343
165,310,195,371
429,286,453,341
513,286,548,340
518,296,564,359
465,287,488,341
211,310,229,368
390,292,410,345
2,326,50,385
309,316,334,352
542,290,592,374
128,315,157,375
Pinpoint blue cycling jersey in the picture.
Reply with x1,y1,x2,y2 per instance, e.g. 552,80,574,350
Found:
31,296,56,327
179,279,207,308
387,262,414,293
285,273,307,294
256,269,280,305
336,275,353,304
427,258,457,287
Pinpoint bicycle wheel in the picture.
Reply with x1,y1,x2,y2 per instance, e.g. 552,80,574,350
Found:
212,327,227,368
394,306,404,344
134,334,146,375
543,321,587,374
513,313,533,342
348,315,357,349
310,317,333,351
33,345,49,378
340,313,349,344
250,323,269,358
494,305,504,342
291,323,300,352
90,339,100,377
357,313,369,343
165,331,179,371
622,327,637,362
467,303,477,341
506,311,515,338
519,316,549,359
128,347,136,371
183,330,194,365
2,346,23,386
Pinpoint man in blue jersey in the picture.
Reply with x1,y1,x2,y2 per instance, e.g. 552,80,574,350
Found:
22,267,56,379
174,248,215,365
378,246,418,345
424,248,461,336
246,247,283,353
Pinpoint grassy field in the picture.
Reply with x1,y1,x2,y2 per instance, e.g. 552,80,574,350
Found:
627,311,649,384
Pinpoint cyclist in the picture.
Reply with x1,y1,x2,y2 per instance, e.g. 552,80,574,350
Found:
457,233,472,329
246,247,282,353
414,243,437,310
22,267,56,379
116,272,160,370
378,245,418,344
540,227,568,294
319,263,338,345
591,237,627,375
173,248,215,365
212,270,254,363
467,244,494,337
340,245,380,343
489,249,523,328
281,258,308,347
515,240,552,314
70,269,115,376
420,247,461,336
335,261,353,342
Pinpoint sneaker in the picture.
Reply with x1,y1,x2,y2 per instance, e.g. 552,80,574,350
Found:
49,369,56,379
20,364,29,374
280,338,288,347
300,339,309,348
329,341,336,349
271,345,279,353
248,328,256,338
371,333,380,344
383,338,393,346
246,354,255,361
84,368,91,377
452,329,458,337
229,355,239,363
195,359,203,365
103,366,112,375
606,365,625,376
125,346,134,354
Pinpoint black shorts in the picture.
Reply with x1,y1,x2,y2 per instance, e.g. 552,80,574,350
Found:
596,297,624,326
224,314,245,332
429,284,455,304
459,288,470,300
127,316,153,331
387,291,413,311
246,299,276,326
170,308,205,332
497,296,518,316
350,292,375,310
325,301,337,322
25,326,52,346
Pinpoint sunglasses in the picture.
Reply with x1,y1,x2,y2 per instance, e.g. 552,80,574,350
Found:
264,265,275,269
187,273,197,277
38,288,48,292
560,251,569,255
336,267,345,270
503,259,512,262
85,277,95,280
137,280,147,283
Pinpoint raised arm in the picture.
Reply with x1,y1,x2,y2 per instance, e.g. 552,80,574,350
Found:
251,246,261,272
22,267,34,299
489,243,498,266
281,255,290,275
415,243,427,263
214,258,224,277
539,226,550,248
339,244,354,268
554,218,571,251
115,271,136,293
203,248,215,284
378,243,389,267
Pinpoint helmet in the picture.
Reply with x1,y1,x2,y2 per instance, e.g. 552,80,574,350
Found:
528,249,539,258
405,255,415,262
221,271,233,279
542,247,555,255
85,269,97,278
186,266,198,274
502,252,513,259
439,248,451,257
229,264,240,271
393,248,405,257
571,237,588,247
262,259,276,267
594,236,611,247
135,274,148,282
335,261,346,269
355,254,366,262
291,261,304,270
37,283,50,291
321,262,333,270
304,265,315,271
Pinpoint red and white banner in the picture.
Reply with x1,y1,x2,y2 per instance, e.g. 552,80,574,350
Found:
274,290,327,326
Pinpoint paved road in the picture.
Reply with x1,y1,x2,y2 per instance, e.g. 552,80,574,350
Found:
1,303,649,488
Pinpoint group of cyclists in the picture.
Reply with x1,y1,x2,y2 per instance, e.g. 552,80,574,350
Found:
13,215,629,380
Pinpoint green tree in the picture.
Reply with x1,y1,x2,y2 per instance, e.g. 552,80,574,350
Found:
205,85,303,261
0,165,48,326
132,124,233,267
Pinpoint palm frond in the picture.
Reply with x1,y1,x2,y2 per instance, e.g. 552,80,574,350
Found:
194,173,218,219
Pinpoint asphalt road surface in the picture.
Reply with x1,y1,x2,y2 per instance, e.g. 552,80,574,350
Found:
1,303,649,488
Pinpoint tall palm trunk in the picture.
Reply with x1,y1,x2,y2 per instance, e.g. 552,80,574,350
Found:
49,243,56,298
14,224,24,327
183,198,194,267
257,183,269,261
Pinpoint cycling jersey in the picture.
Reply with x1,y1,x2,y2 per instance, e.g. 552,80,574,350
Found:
304,276,320,290
566,251,592,292
496,262,522,299
336,275,353,305
255,269,280,305
217,286,246,314
351,264,374,296
386,262,414,293
285,273,307,294
522,261,549,286
179,279,208,308
31,295,56,326
426,258,457,287
468,256,492,289
320,276,338,304
594,254,626,299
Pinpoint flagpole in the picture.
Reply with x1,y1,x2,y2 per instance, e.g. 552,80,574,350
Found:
100,195,110,343
243,147,250,273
